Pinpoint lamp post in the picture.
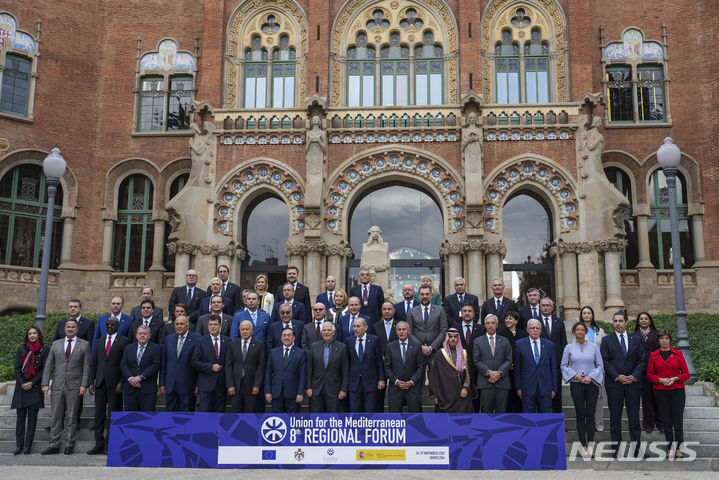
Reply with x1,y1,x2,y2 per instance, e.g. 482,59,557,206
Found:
656,135,697,384
35,145,66,334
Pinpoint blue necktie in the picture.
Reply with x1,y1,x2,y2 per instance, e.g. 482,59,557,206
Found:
323,343,330,368
251,311,257,326
620,333,627,357
533,340,540,364
328,292,333,306
423,307,429,327
406,301,411,315
358,338,364,362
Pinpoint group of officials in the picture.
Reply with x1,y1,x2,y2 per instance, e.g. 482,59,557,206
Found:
20,264,688,460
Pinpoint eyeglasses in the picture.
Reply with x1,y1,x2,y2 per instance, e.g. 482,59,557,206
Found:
280,311,292,315
313,308,325,311
211,300,223,304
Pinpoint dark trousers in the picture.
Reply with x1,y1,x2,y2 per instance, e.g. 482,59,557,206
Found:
198,385,227,413
374,385,387,412
229,382,257,413
551,369,562,413
507,387,523,413
15,407,39,450
272,397,299,413
570,381,599,446
521,391,552,413
479,387,509,413
94,383,122,445
654,388,685,446
349,388,377,413
640,373,662,429
309,389,341,413
387,386,422,413
165,391,195,412
606,385,641,451
123,390,157,412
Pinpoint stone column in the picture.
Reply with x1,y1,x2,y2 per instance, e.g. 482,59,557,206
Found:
149,220,166,271
550,246,564,307
464,240,486,298
101,218,114,268
604,249,624,310
303,240,325,301
577,248,603,314
440,241,464,294
285,242,304,282
60,217,74,265
561,251,580,319
635,214,653,268
691,214,706,265
484,243,505,299
169,242,191,287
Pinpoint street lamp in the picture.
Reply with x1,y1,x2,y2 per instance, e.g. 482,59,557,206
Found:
35,145,66,334
656,135,697,383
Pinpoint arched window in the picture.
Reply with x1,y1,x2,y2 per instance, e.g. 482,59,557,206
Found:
414,30,443,105
605,167,639,268
495,30,520,104
113,174,153,272
347,32,376,106
1,54,31,116
648,170,693,269
523,29,549,103
380,32,410,106
271,35,296,108
163,172,189,271
0,13,38,119
0,164,63,267
244,35,268,108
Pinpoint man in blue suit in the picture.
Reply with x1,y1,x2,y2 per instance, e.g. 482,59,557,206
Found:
120,325,161,411
231,291,270,344
393,284,417,323
601,310,646,457
345,317,385,413
198,278,234,316
514,319,557,413
93,296,133,353
349,268,385,324
337,297,370,343
316,275,338,310
192,315,230,412
264,326,305,413
270,282,307,324
160,315,200,412
266,304,303,350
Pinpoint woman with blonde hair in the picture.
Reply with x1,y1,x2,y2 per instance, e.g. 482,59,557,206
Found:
254,274,274,314
413,275,442,305
328,288,349,324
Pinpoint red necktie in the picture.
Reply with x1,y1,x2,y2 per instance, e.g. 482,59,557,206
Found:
363,285,368,303
65,338,73,359
316,322,321,339
106,336,112,357
465,325,471,347
213,337,219,359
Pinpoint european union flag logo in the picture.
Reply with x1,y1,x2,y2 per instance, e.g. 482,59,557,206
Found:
262,450,277,460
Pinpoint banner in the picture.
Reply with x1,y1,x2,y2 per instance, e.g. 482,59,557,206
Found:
107,412,566,470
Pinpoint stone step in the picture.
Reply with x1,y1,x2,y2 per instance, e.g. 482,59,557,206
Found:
563,417,719,431
563,430,718,444
567,457,718,471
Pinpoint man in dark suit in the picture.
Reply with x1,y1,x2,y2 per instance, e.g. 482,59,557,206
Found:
129,299,164,344
197,295,233,336
383,321,424,413
337,296,370,343
345,317,385,413
87,316,129,455
306,322,349,413
601,310,646,457
192,315,230,412
498,310,528,413
518,287,542,331
480,278,517,326
455,303,485,412
53,299,95,343
393,284,417,324
168,269,206,324
514,319,557,413
274,265,312,317
302,303,329,350
372,302,399,412
270,282,307,324
213,264,243,313
129,286,164,322
264,326,306,413
120,325,161,412
407,285,448,366
349,268,385,324
226,320,266,413
92,296,134,353
267,304,303,350
199,278,234,316
444,277,480,324
159,304,187,346
160,315,200,412
538,297,567,413
473,314,513,413
231,291,271,344
316,275,338,310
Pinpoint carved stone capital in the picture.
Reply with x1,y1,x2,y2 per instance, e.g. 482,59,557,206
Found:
439,241,465,258
593,238,629,253
211,244,236,257
284,242,305,257
484,241,507,256
555,240,596,255
174,241,197,255
299,240,328,255
464,238,489,253
361,263,389,273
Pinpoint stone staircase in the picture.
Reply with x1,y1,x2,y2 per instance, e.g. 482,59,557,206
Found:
0,380,716,469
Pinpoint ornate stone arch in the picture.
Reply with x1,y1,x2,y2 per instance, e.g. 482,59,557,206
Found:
159,157,191,204
103,158,161,218
644,154,702,206
225,0,308,108
483,154,578,235
0,148,79,218
329,0,459,106
214,158,306,238
602,151,640,211
482,0,569,102
326,146,464,238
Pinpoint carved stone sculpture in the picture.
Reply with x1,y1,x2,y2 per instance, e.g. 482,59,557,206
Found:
360,226,394,302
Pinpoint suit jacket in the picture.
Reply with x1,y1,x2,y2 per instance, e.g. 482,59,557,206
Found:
301,320,326,351
53,316,95,343
275,282,312,318
264,345,306,398
92,313,133,353
316,291,337,311
519,304,542,331
192,334,230,392
120,341,161,394
345,333,385,391
226,337,266,393
454,320,487,356
513,337,557,397
231,309,271,344
373,318,399,357
473,334,513,389
270,300,307,324
196,312,233,337
407,304,448,351
130,305,164,323
306,340,349,396
266,319,303,351
88,334,130,388
480,296,518,325
208,281,243,313
538,314,568,365
497,325,529,351
646,348,690,391
443,293,480,324
393,299,418,323
168,285,206,323
198,295,234,317
383,338,424,387
42,337,91,390
600,331,646,389
336,313,370,343
349,283,385,324
160,331,201,395
129,315,164,344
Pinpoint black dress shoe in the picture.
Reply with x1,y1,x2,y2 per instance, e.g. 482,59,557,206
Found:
64,446,74,455
42,446,60,455
23,446,32,454
13,447,22,455
87,444,105,455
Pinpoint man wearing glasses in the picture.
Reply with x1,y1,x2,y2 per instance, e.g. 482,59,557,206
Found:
169,269,206,325
197,295,233,336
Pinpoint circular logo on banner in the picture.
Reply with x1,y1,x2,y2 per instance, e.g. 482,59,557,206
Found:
261,416,287,444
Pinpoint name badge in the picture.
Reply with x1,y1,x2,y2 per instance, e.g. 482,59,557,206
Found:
363,301,369,307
